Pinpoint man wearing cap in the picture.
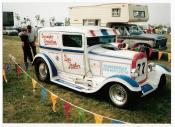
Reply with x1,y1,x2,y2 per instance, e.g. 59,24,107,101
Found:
19,27,33,63
27,25,37,56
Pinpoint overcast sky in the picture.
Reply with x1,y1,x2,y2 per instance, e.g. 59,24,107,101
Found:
2,2,171,27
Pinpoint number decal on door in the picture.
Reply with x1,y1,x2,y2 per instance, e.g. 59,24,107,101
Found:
137,62,145,76
142,62,145,74
137,64,141,76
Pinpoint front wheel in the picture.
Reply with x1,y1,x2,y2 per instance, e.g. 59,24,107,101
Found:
157,74,166,92
35,58,50,82
109,83,133,108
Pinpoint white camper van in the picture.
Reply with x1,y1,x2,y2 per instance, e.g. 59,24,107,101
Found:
69,3,149,27
69,3,167,50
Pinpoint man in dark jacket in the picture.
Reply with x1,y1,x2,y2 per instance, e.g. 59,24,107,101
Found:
27,25,37,56
19,27,33,63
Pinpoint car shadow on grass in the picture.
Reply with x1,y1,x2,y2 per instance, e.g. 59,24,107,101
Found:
51,81,170,112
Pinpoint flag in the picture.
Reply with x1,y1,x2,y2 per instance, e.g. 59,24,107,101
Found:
158,51,163,60
41,87,46,102
168,53,171,62
64,102,71,121
77,108,84,123
32,79,37,95
149,48,154,57
25,70,30,81
3,69,7,83
51,93,57,112
24,62,29,71
17,65,21,78
6,63,11,72
94,114,103,124
134,47,139,52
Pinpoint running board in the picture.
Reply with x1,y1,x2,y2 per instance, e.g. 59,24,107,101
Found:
141,83,154,96
51,78,87,92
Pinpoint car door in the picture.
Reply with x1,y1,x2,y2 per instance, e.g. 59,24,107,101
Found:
61,32,85,76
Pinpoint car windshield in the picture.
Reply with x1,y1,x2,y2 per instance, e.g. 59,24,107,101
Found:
87,35,116,47
126,25,144,35
116,24,144,36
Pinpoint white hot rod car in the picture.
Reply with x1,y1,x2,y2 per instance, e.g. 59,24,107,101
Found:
33,26,170,108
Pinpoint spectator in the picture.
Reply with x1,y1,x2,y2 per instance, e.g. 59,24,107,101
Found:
27,25,37,57
147,24,153,34
19,27,33,63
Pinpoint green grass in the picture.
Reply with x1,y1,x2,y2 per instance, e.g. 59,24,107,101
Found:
3,35,171,123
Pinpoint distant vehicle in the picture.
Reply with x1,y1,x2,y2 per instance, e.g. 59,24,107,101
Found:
3,12,14,26
3,26,18,36
139,25,148,33
33,26,170,108
114,23,167,50
69,3,167,50
13,26,21,33
54,22,64,26
69,3,149,26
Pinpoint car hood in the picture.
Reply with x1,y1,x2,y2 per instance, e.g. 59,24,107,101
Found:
135,33,165,40
89,45,138,60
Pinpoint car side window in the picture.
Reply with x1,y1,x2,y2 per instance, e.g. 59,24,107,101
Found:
62,34,82,48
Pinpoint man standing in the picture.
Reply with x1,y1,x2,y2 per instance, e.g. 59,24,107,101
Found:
27,25,37,56
19,27,33,63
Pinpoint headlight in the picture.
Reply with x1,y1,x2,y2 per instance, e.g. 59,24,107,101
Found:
131,68,139,78
148,62,156,71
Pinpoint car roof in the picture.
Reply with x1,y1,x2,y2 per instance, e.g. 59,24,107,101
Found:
38,26,116,37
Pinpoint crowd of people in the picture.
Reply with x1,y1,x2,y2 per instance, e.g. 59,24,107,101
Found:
18,25,37,64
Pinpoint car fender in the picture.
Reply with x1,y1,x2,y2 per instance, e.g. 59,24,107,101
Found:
146,64,170,89
101,75,141,92
33,53,58,79
155,64,171,76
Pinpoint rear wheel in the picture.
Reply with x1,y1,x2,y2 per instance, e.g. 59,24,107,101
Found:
109,83,133,108
35,58,50,82
157,74,166,92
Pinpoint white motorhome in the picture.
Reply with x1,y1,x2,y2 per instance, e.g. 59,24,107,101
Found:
69,3,149,27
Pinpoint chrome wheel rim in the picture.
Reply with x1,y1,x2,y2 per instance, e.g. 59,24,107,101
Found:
109,84,127,106
39,63,47,79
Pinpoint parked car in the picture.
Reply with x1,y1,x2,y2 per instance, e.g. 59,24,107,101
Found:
54,22,64,26
113,23,167,50
33,26,170,108
3,26,18,36
13,26,21,34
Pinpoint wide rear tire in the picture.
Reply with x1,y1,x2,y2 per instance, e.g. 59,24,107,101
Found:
157,74,166,92
108,83,134,108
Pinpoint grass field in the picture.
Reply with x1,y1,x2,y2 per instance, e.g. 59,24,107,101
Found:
3,35,171,123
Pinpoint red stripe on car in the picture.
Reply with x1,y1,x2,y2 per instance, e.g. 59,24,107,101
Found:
89,30,96,37
132,52,146,68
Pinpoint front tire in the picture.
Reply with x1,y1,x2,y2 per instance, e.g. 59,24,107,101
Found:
157,74,166,92
109,83,133,108
35,58,50,82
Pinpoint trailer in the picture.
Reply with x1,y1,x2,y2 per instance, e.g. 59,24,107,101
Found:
3,12,14,26
69,3,149,27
